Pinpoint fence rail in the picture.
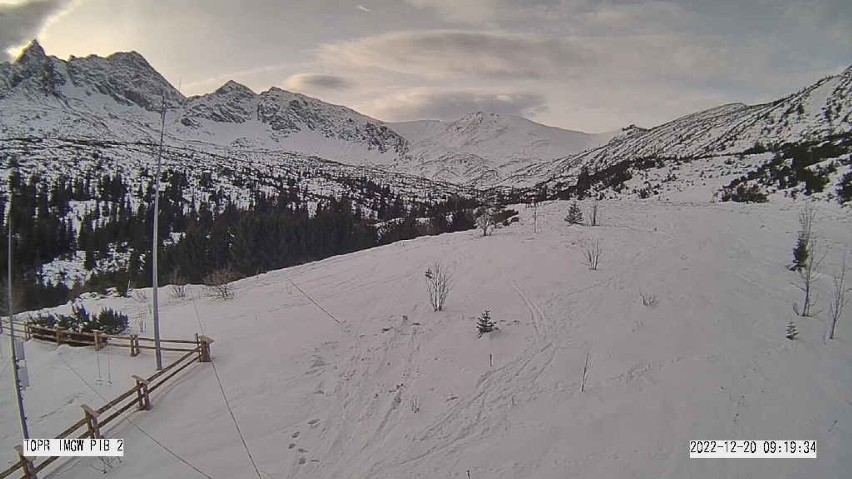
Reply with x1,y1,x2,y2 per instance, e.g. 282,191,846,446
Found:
0,316,213,479
0,317,198,355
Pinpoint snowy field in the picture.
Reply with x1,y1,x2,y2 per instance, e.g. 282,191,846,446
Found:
2,199,851,478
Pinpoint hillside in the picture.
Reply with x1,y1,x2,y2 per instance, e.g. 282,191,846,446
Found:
535,68,852,197
2,199,850,478
390,112,615,186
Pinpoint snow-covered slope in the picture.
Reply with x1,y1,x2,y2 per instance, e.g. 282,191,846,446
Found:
3,199,851,478
390,112,615,186
539,69,852,188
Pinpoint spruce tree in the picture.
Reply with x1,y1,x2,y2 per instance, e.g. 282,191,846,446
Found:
565,201,583,225
477,310,495,337
786,319,798,340
792,234,808,271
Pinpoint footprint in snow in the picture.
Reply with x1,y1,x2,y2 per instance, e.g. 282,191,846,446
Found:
288,443,296,450
308,418,320,427
292,431,300,438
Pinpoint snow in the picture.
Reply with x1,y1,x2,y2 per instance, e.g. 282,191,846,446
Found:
3,199,851,478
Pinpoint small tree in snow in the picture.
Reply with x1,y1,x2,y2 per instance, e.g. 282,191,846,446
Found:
791,202,815,271
169,270,188,299
583,241,603,271
477,310,496,337
425,261,452,311
589,201,599,226
794,239,824,317
828,254,849,339
786,319,799,340
531,198,539,233
476,206,494,236
204,268,236,300
565,201,583,225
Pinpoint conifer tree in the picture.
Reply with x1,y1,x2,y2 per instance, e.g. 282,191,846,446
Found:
786,319,798,340
477,310,496,337
565,201,583,225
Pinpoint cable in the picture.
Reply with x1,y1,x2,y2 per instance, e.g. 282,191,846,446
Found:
284,274,344,325
190,295,263,479
55,349,215,479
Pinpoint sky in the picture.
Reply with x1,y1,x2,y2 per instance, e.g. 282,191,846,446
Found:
0,0,850,132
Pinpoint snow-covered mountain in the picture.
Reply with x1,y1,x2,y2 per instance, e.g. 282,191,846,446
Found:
0,41,612,186
390,112,615,186
1,40,850,194
535,68,852,190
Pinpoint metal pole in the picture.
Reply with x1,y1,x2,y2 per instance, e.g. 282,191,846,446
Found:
152,98,166,371
7,209,29,438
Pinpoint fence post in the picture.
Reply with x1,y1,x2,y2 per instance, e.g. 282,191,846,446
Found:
132,375,151,410
55,327,65,345
92,329,103,351
14,445,37,479
130,335,139,357
198,335,214,363
24,322,32,340
81,404,101,439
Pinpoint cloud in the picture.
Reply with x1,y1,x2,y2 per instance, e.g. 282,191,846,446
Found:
0,0,73,58
360,88,546,121
284,73,353,92
319,28,751,84
320,30,594,79
403,0,501,25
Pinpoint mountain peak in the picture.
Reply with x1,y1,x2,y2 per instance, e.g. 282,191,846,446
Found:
215,80,255,97
15,39,47,65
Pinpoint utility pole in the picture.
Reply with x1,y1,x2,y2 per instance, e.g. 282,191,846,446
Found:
152,97,166,370
7,208,30,439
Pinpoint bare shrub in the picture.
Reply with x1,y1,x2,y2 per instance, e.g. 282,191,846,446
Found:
590,201,599,227
639,290,658,308
132,289,149,304
475,206,494,237
828,253,849,339
204,269,237,300
583,241,603,271
425,261,452,311
794,239,824,317
169,270,188,299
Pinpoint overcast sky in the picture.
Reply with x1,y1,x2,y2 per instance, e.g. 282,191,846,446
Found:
1,0,850,132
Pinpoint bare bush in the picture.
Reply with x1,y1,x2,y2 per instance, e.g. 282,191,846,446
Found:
169,270,188,299
204,269,237,300
828,254,849,339
590,201,599,226
425,261,452,311
583,241,603,271
794,239,824,317
639,290,658,308
476,206,494,237
132,289,149,304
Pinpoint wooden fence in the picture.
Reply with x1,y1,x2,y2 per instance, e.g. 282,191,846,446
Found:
0,317,199,355
0,317,214,479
